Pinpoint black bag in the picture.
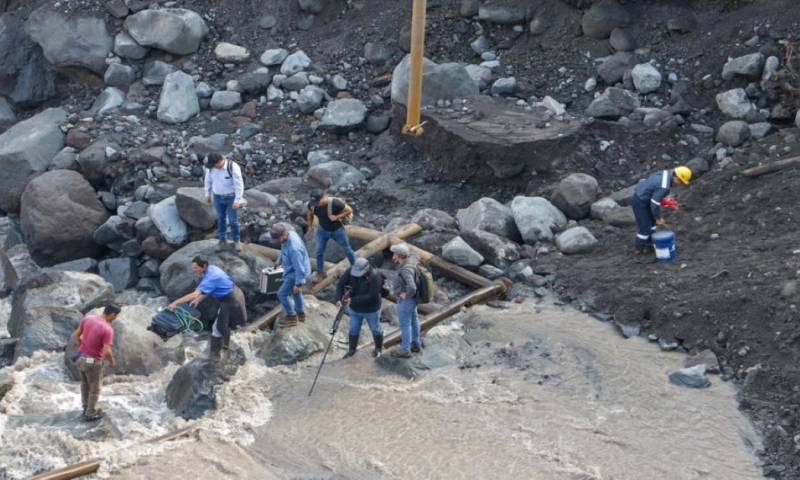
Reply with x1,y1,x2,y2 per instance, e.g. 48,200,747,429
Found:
148,304,203,340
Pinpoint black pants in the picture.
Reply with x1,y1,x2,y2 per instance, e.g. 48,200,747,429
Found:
212,292,236,339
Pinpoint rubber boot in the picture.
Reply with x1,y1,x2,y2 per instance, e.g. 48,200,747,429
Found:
372,334,383,358
209,336,223,360
221,335,231,361
342,335,359,359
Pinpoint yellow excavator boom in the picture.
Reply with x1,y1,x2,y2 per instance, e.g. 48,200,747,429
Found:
402,0,427,137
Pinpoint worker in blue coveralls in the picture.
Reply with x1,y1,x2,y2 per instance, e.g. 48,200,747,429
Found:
630,166,692,254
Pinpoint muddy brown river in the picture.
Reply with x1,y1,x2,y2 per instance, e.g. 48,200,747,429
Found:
1,298,764,479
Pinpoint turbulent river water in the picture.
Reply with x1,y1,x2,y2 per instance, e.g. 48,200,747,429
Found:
0,297,764,480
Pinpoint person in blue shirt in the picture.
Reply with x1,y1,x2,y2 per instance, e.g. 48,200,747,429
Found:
631,166,692,254
168,256,241,358
270,223,311,327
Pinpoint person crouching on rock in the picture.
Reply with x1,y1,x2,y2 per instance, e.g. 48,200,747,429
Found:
72,304,120,422
336,257,384,359
271,223,311,328
167,256,238,359
630,166,692,255
204,152,245,252
389,244,420,359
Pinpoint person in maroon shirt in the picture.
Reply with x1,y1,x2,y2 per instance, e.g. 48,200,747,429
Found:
71,304,120,422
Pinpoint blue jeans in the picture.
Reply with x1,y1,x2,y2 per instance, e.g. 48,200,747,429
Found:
631,195,655,247
397,299,420,353
315,227,355,272
214,194,240,242
348,309,383,337
278,278,304,316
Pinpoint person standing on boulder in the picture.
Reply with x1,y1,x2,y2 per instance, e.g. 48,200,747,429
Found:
271,223,311,327
631,166,692,254
389,244,420,359
72,304,120,422
336,257,385,359
167,257,240,359
306,189,355,282
204,152,245,252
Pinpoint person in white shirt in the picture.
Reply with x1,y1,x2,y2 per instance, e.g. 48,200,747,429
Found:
203,153,245,251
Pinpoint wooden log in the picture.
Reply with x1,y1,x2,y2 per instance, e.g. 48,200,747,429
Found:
249,223,423,331
382,282,508,349
28,461,101,480
346,225,496,289
741,156,800,177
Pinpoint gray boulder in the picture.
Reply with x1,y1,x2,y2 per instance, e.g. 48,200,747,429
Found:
610,27,636,52
307,161,365,189
748,122,773,140
93,215,135,246
77,138,117,186
555,227,598,254
366,114,391,134
104,64,137,88
260,48,288,66
159,240,272,301
210,91,242,111
631,63,662,94
668,365,711,389
716,88,754,119
157,71,199,124
20,170,108,266
258,322,329,366
491,77,517,96
143,60,177,86
296,85,325,114
149,196,188,246
581,0,631,39
50,258,98,274
456,197,520,241
478,4,527,24
214,42,250,63
238,71,272,94
465,64,493,90
124,8,209,55
0,97,15,130
89,87,125,117
98,257,139,292
590,197,619,220
411,209,458,232
9,271,113,358
24,9,112,74
461,229,520,269
113,31,149,60
280,50,312,75
461,0,480,17
0,14,58,108
188,133,229,156
0,108,66,213
391,55,479,106
586,87,640,119
298,0,325,14
551,173,599,220
442,236,484,268
175,187,216,230
722,53,765,80
597,51,636,84
510,196,567,243
717,120,751,147
320,98,368,132
364,42,392,65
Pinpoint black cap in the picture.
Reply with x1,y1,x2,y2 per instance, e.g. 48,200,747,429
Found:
310,189,325,202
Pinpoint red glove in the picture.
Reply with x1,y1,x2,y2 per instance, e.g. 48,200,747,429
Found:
661,198,679,211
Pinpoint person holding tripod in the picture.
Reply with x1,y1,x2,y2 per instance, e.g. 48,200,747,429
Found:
335,257,384,359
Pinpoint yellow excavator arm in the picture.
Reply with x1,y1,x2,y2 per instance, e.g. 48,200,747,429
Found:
402,0,427,137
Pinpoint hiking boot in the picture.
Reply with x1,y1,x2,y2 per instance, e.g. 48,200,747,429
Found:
410,343,421,354
390,349,411,359
215,240,227,252
83,409,105,422
372,334,383,358
233,241,242,252
312,271,327,283
282,315,299,328
297,312,306,323
342,335,359,359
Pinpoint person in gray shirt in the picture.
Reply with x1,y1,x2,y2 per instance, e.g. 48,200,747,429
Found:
389,243,420,358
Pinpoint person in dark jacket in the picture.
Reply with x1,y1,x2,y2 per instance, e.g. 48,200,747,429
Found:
307,189,355,282
336,257,384,358
631,166,692,254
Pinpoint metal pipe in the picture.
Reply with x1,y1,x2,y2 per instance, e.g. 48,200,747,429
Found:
402,0,427,137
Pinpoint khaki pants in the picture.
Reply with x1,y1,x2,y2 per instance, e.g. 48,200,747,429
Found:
77,356,103,416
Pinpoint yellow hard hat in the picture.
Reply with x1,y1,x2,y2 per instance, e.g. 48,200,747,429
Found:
674,166,692,185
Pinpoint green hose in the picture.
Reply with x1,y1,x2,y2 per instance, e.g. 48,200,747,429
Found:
174,305,204,333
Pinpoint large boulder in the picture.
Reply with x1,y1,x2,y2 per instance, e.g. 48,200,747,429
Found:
0,13,58,108
214,42,250,63
717,120,751,147
0,108,66,213
296,85,325,114
123,8,209,55
391,55,478,106
581,0,631,39
24,9,112,74
461,229,520,269
307,161,365,189
411,209,458,232
97,257,138,292
510,196,568,243
280,50,312,75
8,271,113,359
456,197,521,241
113,31,149,60
631,63,662,94
550,173,599,220
143,60,177,86
89,87,126,117
441,236,484,268
159,240,272,301
20,170,108,266
210,91,242,111
722,53,765,81
716,88,754,119
477,4,527,24
157,71,199,124
150,196,189,246
175,187,216,230
586,87,640,119
556,227,598,254
320,99,368,132
258,322,329,366
77,138,117,186
597,51,636,85
166,340,246,419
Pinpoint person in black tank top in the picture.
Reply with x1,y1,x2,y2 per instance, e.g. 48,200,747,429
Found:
306,189,356,282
